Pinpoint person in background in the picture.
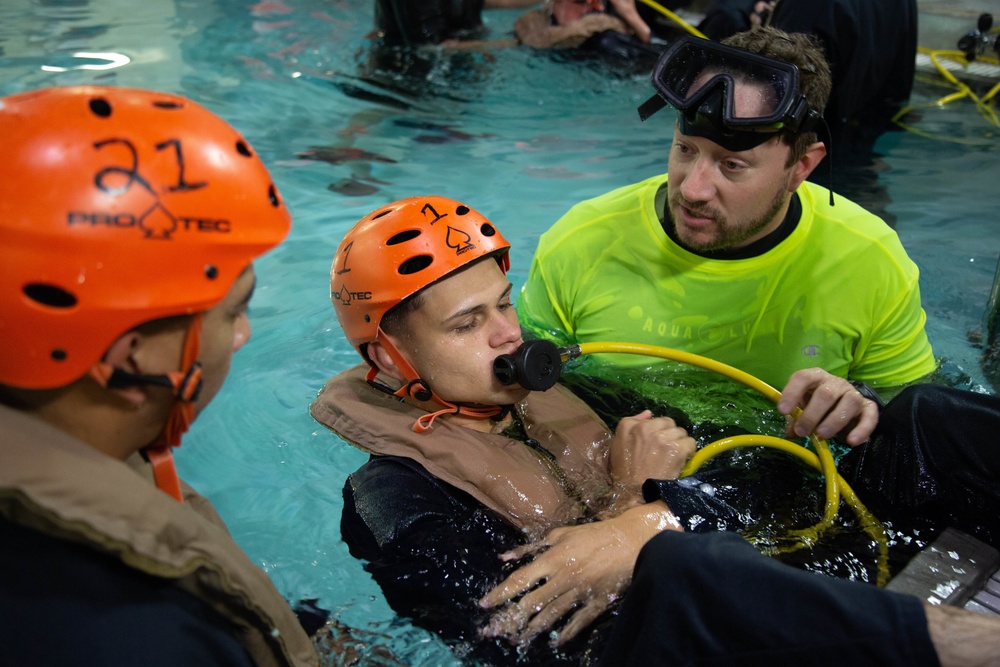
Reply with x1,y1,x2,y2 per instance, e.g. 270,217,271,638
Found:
372,0,664,59
0,85,318,667
518,26,935,401
372,0,538,47
696,0,918,154
514,0,653,49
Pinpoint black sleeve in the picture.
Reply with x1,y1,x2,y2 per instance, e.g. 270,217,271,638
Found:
341,457,523,657
838,383,1000,546
0,517,255,667
600,530,939,667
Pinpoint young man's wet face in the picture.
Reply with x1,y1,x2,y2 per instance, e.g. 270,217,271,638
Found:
387,258,529,408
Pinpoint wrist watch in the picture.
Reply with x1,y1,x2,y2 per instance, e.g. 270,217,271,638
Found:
850,380,885,410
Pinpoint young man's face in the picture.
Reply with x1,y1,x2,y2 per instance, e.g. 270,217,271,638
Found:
386,258,530,407
194,265,256,414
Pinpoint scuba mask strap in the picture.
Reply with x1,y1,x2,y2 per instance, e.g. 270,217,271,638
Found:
818,115,836,207
366,328,504,433
89,314,204,502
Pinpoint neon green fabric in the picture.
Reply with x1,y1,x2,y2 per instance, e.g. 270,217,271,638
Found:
519,174,936,390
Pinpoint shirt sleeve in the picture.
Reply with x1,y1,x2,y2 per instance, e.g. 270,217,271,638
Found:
518,236,577,346
849,265,936,388
601,530,939,667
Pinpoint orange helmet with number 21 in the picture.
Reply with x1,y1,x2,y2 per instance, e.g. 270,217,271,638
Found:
0,86,291,389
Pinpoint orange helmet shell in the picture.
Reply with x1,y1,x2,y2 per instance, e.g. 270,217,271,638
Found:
0,86,291,389
331,196,511,356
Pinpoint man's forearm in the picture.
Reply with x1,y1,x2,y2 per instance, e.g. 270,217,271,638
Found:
924,602,1000,666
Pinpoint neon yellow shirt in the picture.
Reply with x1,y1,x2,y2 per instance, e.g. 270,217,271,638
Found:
518,174,936,390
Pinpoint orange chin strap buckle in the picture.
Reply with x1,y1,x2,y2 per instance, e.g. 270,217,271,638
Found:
88,314,204,502
366,330,504,433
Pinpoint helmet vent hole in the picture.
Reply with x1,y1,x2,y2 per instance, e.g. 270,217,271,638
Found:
386,230,421,246
51,349,67,361
236,141,252,157
481,223,496,237
398,255,433,275
153,100,182,110
24,283,77,308
456,205,470,215
268,184,280,207
205,265,219,280
89,98,112,118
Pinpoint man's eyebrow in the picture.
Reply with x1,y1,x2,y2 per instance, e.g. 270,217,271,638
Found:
443,282,513,322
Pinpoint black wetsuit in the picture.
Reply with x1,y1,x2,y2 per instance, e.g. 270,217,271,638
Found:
341,456,614,666
374,0,486,46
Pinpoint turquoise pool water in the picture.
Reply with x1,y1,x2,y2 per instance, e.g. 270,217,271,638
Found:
2,2,998,664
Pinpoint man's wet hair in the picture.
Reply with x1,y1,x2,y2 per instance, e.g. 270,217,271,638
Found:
723,27,832,164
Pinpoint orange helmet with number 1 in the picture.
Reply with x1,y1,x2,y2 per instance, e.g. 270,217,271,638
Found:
331,195,511,364
331,197,511,432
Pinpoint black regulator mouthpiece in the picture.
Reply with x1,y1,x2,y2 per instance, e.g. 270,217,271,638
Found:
493,339,562,391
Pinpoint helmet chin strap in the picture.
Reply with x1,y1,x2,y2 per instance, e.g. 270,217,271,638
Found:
88,314,203,502
367,328,505,434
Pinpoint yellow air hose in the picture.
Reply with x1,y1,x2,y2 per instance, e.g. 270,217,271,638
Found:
634,0,707,39
893,47,1000,142
564,341,890,585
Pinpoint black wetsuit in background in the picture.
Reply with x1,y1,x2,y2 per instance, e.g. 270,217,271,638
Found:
697,0,917,153
374,0,486,46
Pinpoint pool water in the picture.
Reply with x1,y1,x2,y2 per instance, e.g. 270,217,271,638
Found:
2,1,998,664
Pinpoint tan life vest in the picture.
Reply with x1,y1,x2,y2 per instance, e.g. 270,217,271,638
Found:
0,404,319,667
310,364,615,539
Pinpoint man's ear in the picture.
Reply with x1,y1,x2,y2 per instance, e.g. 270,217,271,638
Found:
89,331,146,407
366,340,406,382
787,140,827,192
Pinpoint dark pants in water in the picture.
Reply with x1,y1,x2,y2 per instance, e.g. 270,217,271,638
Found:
599,530,938,667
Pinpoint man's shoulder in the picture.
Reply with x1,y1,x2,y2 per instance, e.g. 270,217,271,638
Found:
798,182,908,251
567,173,665,214
349,454,437,490
538,173,665,251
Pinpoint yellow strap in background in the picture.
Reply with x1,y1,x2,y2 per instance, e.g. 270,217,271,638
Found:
634,0,707,39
